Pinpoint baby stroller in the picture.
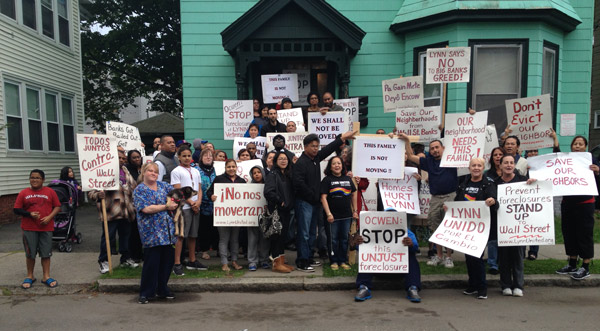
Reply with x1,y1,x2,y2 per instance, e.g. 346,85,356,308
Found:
48,180,82,252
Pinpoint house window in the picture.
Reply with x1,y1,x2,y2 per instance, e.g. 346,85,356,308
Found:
45,93,60,151
61,97,74,152
418,51,444,107
41,0,54,39
57,0,68,46
471,42,526,134
542,43,558,126
22,0,36,30
26,88,43,150
4,82,23,149
594,111,600,129
0,0,16,19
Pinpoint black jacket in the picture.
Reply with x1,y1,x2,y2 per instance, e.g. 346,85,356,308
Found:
206,174,247,198
259,121,286,137
455,174,499,240
264,168,294,211
293,136,344,204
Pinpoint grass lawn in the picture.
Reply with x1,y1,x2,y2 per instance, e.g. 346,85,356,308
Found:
100,265,245,279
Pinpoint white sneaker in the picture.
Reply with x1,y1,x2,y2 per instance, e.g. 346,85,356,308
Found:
443,257,454,268
502,288,512,296
123,259,139,268
512,288,523,297
427,255,442,266
99,261,109,274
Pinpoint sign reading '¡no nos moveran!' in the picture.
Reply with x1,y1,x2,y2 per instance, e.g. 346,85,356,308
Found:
77,134,120,191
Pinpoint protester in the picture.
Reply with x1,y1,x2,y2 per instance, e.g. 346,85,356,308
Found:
126,150,143,183
59,166,81,192
247,124,261,139
238,149,251,161
320,156,357,270
214,150,228,161
375,129,386,134
303,92,321,125
171,145,207,275
502,135,527,176
14,169,61,289
286,121,297,133
263,134,295,165
192,139,207,164
244,100,269,137
453,158,497,299
260,109,287,137
208,159,247,271
154,135,178,183
123,150,144,263
484,146,505,274
263,151,277,174
495,154,536,297
133,162,178,304
196,149,219,260
264,151,295,273
247,165,271,271
293,130,357,272
320,92,343,114
246,142,259,159
89,150,138,274
276,97,294,110
486,147,505,179
555,135,600,280
152,137,161,158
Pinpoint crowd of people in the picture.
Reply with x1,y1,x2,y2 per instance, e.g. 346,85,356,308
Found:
11,95,598,305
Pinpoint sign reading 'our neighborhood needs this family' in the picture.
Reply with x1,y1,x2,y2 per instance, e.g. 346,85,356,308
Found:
359,211,409,274
77,134,120,191
212,183,267,226
441,111,487,168
223,100,253,140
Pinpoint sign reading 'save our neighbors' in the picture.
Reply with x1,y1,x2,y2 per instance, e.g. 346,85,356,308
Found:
77,134,119,191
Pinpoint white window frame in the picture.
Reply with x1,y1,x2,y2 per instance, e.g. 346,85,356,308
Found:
4,81,25,150
60,95,75,153
25,86,44,151
418,51,444,107
0,0,17,20
45,92,60,151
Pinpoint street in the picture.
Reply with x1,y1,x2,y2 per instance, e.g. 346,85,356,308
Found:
1,288,598,330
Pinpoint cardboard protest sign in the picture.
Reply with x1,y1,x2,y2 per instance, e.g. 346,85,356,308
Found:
429,201,490,258
426,47,471,83
282,69,310,106
358,211,409,273
505,94,554,149
233,137,267,159
212,183,267,226
417,180,431,219
277,108,305,131
497,181,554,246
214,159,264,183
382,76,424,113
483,125,499,170
261,74,299,104
528,152,598,196
105,121,145,156
335,98,359,131
395,106,441,142
379,168,420,214
352,136,405,179
77,134,119,191
441,111,487,168
223,100,253,140
266,132,308,157
362,179,378,211
308,112,347,145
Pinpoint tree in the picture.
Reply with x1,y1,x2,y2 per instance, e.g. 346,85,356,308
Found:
81,0,182,130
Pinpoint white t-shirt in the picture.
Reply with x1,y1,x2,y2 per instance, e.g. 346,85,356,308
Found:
170,166,201,210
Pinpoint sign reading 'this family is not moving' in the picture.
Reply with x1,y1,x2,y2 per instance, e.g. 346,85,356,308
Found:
261,74,299,104
352,136,405,179
359,211,409,274
77,134,120,191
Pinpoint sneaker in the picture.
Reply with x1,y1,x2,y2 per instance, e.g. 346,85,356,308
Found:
122,259,139,268
571,267,590,280
556,264,578,275
488,268,499,275
99,261,109,274
248,263,257,271
512,288,523,297
172,264,185,276
463,288,477,295
443,257,454,268
309,259,322,267
296,263,315,273
477,290,488,299
157,292,175,300
261,262,270,269
355,285,372,302
502,288,513,296
186,260,208,270
406,285,421,303
138,296,149,304
340,263,351,270
330,263,339,270
427,255,442,266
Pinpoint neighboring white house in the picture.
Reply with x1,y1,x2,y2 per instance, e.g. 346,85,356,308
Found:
0,0,84,220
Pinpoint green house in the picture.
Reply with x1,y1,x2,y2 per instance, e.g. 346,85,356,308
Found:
181,0,593,153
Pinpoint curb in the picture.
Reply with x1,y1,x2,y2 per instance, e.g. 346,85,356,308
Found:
0,283,95,296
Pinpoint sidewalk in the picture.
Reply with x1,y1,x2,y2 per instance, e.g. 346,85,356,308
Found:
1,205,599,295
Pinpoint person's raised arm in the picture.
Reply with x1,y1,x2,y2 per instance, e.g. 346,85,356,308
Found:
396,133,420,165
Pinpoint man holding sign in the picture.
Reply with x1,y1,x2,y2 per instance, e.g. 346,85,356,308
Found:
260,109,287,137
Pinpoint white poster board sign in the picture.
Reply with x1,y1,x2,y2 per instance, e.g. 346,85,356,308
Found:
214,159,264,183
233,137,267,159
277,108,305,131
261,74,299,104
497,181,555,246
428,201,490,258
223,100,253,140
395,106,441,142
426,47,471,83
105,121,145,156
358,211,409,273
441,111,488,168
379,167,420,214
483,124,499,170
382,76,424,113
505,94,554,149
560,114,576,137
528,152,598,196
308,112,347,145
417,180,431,218
282,69,310,106
266,132,308,157
335,98,359,131
362,179,378,212
77,134,119,191
352,136,405,179
213,183,267,226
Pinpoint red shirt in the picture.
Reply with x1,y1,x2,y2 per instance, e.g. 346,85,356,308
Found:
14,187,60,232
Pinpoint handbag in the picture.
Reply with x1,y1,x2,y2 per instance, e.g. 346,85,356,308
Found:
259,206,282,238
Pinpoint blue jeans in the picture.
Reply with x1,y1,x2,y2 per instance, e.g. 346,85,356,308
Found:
98,219,131,263
329,218,352,264
487,240,498,270
356,250,421,291
295,199,320,264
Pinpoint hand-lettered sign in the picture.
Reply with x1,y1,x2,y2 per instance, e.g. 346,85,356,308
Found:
77,134,119,191
528,152,599,196
213,183,267,226
233,137,267,159
214,159,264,183
359,211,409,273
261,74,299,104
426,47,471,83
277,108,305,131
308,112,348,145
395,106,441,142
379,167,420,214
382,76,424,113
266,132,308,157
352,136,405,179
106,121,145,156
440,111,488,168
223,100,253,140
505,94,554,149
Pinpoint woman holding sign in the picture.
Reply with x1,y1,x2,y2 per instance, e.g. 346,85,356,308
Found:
555,135,600,280
208,159,247,271
452,158,497,300
320,156,357,271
